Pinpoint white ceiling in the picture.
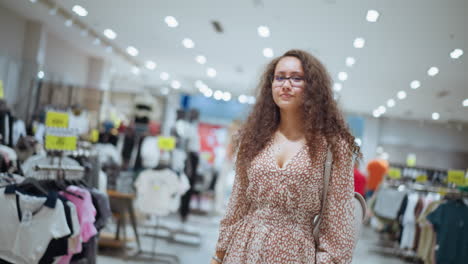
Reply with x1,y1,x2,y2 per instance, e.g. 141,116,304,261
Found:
1,0,467,123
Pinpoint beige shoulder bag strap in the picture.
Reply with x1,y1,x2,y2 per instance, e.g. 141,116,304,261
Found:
312,149,333,243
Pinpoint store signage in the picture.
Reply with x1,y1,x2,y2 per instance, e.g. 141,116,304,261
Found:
46,111,69,128
157,136,176,151
416,174,428,183
90,129,99,143
406,153,416,167
45,134,77,151
388,168,402,180
0,80,4,99
447,170,465,186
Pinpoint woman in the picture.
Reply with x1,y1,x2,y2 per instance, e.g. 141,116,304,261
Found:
211,49,361,264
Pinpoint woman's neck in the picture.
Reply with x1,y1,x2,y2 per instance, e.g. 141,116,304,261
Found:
277,109,305,141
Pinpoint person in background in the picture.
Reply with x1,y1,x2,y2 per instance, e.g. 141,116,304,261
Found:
354,163,366,197
365,158,389,199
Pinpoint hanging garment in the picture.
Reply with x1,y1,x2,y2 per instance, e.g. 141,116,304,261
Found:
400,193,420,249
180,151,199,222
12,119,26,146
417,200,442,264
0,187,71,264
216,139,356,264
374,187,407,220
140,136,160,169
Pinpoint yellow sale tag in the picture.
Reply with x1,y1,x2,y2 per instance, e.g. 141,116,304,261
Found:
46,111,69,128
45,135,77,151
157,136,176,151
90,129,99,143
447,170,465,186
388,168,402,180
153,185,160,191
0,80,4,99
416,174,428,183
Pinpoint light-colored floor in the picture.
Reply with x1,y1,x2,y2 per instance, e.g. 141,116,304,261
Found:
97,215,410,264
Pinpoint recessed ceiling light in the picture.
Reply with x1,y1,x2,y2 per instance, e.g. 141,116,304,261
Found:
182,38,195,48
366,10,380,22
248,96,256,104
204,89,213,98
378,105,386,114
432,112,440,120
195,80,204,89
397,90,407,100
64,19,73,27
93,38,101,45
165,16,178,28
214,90,223,100
199,83,209,93
373,109,381,118
195,55,207,64
145,61,156,70
263,48,274,58
427,67,439,77
345,57,356,67
462,98,468,107
257,26,270,38
207,68,217,78
410,80,421,89
222,92,232,101
126,46,139,57
171,80,181,89
160,72,170,80
353,38,365,48
37,71,45,79
131,66,140,75
333,83,342,92
103,29,117,40
72,5,88,17
238,95,248,104
387,99,395,108
161,87,170,95
338,72,348,81
450,48,464,59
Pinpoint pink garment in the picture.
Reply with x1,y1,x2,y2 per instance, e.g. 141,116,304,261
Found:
57,186,97,264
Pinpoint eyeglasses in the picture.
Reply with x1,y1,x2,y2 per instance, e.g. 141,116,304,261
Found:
272,75,305,86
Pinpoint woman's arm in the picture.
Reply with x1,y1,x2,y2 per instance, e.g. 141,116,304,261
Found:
316,140,356,264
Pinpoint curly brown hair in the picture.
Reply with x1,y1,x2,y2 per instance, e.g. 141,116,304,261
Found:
234,49,361,177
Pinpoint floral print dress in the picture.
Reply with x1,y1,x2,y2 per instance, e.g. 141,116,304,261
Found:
215,139,356,264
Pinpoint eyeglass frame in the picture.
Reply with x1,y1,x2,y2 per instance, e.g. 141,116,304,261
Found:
271,75,306,87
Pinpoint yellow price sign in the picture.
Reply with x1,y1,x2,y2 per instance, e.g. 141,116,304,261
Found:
157,136,176,151
447,170,465,186
46,111,69,128
416,174,428,183
45,135,77,151
90,129,99,143
388,168,402,180
0,80,4,99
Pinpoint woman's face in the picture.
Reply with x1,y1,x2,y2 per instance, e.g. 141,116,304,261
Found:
271,56,306,112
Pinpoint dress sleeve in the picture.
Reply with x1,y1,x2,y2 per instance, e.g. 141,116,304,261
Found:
215,171,251,251
316,140,356,264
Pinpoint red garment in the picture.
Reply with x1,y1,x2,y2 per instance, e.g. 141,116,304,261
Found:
354,168,366,196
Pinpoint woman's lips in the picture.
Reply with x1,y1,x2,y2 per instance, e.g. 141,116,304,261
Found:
280,94,293,100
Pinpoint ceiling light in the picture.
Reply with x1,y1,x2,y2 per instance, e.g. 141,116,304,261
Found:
145,61,156,70
182,38,195,49
195,55,207,64
366,10,380,22
353,38,365,48
462,99,468,107
207,68,217,78
333,83,342,92
131,67,140,75
387,99,395,108
93,38,101,45
165,16,178,28
199,84,209,93
160,72,170,80
263,48,274,58
372,110,381,118
378,105,386,114
410,80,421,89
450,49,463,59
64,19,73,27
248,96,256,104
195,80,204,89
103,29,117,40
238,95,248,104
257,26,270,38
397,90,407,100
346,57,356,67
171,80,181,89
427,67,439,77
49,7,57,15
432,112,440,120
37,71,45,79
72,5,88,17
214,90,223,100
29,0,37,3
161,87,169,95
222,92,232,101
354,138,362,146
204,89,213,98
126,46,139,56
338,72,348,81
